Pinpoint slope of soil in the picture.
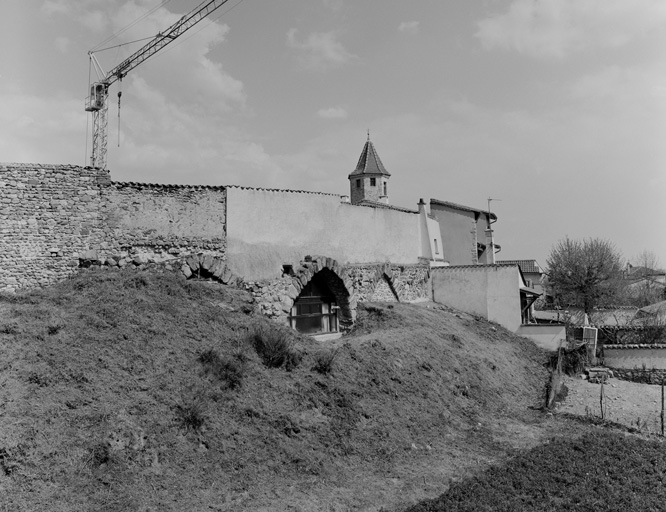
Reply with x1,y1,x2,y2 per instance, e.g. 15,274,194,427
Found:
405,429,666,512
0,267,565,511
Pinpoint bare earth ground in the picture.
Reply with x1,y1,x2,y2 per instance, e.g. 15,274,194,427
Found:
558,376,666,434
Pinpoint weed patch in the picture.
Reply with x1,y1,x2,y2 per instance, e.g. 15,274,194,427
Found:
174,398,207,433
198,348,246,389
0,322,19,335
0,446,24,476
406,430,666,512
312,348,339,374
248,323,301,370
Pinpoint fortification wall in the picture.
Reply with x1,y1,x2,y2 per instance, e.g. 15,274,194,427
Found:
226,187,422,281
0,164,227,291
0,163,110,290
101,182,226,258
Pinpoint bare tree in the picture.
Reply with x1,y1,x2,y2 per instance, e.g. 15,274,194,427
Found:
546,237,624,315
619,250,666,307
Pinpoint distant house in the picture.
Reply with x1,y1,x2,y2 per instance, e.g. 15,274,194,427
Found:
431,264,540,330
497,259,544,295
623,265,666,306
635,300,666,322
429,200,498,265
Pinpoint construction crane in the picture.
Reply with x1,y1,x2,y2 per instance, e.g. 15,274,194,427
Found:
85,0,232,169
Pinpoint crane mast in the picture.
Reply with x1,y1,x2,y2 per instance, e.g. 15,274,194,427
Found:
85,0,232,169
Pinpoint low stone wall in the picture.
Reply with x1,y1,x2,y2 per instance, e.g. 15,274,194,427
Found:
78,251,240,286
611,368,666,385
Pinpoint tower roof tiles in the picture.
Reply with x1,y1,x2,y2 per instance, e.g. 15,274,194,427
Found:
348,139,391,178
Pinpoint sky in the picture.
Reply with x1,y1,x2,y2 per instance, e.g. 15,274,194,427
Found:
1,0,665,268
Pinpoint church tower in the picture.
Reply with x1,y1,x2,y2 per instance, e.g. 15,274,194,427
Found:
348,134,391,205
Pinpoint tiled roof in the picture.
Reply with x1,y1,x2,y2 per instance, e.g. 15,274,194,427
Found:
431,264,518,271
498,259,543,274
112,182,342,197
430,199,497,221
348,140,390,177
638,300,666,315
354,200,418,214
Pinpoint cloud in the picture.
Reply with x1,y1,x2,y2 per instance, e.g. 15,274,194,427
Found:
55,36,70,53
41,0,109,32
476,0,666,58
286,29,358,71
317,106,348,119
322,0,344,11
0,87,87,165
104,2,245,112
398,21,420,35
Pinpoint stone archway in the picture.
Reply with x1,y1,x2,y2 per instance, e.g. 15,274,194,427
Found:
287,257,354,332
179,253,239,285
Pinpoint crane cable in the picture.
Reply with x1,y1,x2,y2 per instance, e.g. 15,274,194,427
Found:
91,0,174,53
145,0,247,64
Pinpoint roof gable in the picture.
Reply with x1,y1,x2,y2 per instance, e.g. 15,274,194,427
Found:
498,259,543,274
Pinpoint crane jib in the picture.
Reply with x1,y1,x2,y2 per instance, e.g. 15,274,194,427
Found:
85,0,232,169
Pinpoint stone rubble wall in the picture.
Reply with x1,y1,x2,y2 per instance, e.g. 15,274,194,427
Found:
248,257,431,329
1,164,430,332
345,262,431,303
610,368,666,385
0,164,111,291
0,164,227,291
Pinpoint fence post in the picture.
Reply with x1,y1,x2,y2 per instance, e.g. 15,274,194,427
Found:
600,379,605,420
661,379,664,437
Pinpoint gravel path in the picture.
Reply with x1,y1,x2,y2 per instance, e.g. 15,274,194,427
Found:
558,375,666,434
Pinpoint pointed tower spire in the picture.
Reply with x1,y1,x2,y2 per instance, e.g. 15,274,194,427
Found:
348,134,391,205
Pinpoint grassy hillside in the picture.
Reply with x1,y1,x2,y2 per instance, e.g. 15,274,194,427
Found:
0,267,581,511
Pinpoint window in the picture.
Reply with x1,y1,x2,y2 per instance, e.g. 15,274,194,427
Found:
434,239,439,255
288,273,339,334
356,179,361,188
383,182,387,196
370,178,376,186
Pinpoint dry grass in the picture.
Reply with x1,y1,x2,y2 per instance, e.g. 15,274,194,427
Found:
0,266,606,511
406,431,666,512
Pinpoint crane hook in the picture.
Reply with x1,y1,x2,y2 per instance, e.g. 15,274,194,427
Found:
117,78,122,148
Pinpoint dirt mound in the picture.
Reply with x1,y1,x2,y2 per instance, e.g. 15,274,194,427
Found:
0,267,553,511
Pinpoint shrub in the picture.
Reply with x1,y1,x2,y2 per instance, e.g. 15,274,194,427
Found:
47,322,65,335
0,322,19,335
174,398,207,432
248,324,300,370
312,348,339,375
88,442,110,466
549,344,588,376
198,348,245,390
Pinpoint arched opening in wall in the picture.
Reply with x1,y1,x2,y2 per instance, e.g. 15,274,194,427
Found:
188,267,217,282
371,273,399,302
289,269,350,335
